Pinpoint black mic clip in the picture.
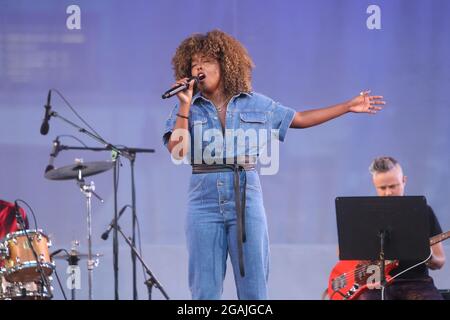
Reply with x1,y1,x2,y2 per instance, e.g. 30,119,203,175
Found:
14,201,26,230
45,137,61,173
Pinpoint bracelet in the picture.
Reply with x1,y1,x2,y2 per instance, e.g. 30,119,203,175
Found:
176,113,189,119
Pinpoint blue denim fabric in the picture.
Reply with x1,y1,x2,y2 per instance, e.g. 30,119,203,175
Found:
163,92,295,299
163,92,295,159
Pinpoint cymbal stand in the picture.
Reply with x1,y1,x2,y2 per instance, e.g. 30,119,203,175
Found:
46,109,133,300
76,168,103,300
60,145,154,299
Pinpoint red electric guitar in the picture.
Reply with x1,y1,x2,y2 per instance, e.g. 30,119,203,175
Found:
326,230,450,300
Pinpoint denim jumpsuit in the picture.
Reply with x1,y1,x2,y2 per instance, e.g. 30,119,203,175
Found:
163,92,295,299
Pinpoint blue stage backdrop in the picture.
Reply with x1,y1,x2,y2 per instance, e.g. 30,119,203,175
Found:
0,0,449,299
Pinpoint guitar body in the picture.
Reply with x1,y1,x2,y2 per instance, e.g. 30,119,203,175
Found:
327,260,397,300
326,230,450,300
327,260,360,300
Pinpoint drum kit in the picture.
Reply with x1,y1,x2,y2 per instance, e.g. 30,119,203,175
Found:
0,160,111,300
0,230,53,300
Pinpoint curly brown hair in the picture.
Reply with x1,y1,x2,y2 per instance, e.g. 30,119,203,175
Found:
171,30,254,97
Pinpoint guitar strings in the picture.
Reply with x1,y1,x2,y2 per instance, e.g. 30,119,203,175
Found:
333,250,432,291
333,262,393,286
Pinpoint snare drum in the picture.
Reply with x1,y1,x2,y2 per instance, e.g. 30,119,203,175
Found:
0,274,51,300
1,230,55,282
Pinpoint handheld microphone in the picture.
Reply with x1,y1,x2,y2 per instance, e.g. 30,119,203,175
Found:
44,137,60,173
101,205,130,240
40,90,52,135
161,74,205,99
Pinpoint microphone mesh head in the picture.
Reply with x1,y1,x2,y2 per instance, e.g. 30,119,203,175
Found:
40,122,49,135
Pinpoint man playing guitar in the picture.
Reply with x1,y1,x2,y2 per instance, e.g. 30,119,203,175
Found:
328,156,446,300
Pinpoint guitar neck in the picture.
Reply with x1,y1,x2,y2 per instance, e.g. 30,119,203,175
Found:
430,231,450,246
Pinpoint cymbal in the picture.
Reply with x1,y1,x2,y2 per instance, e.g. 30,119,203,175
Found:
52,252,104,260
45,161,114,180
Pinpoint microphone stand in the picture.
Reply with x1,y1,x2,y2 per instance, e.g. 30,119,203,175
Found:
46,110,132,300
60,144,154,299
128,151,138,300
48,110,155,300
113,222,169,300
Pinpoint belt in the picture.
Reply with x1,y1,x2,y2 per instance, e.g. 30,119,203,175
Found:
192,163,255,277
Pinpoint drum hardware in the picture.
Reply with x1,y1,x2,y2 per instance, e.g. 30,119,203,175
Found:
0,275,52,300
50,240,103,300
49,144,155,299
44,160,114,181
40,95,155,299
0,244,7,259
74,162,104,300
0,200,54,300
3,203,53,300
46,157,110,300
52,251,104,260
67,252,79,301
2,229,54,283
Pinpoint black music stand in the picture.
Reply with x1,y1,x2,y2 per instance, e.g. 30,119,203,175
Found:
335,196,430,299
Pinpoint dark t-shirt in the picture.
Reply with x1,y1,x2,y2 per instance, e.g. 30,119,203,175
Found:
390,205,442,279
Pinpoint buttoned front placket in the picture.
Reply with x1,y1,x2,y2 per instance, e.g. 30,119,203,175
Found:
193,97,230,217
215,95,240,218
217,173,227,216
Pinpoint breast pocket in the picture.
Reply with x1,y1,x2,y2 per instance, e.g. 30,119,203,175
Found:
237,112,268,156
190,114,208,128
239,112,268,129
